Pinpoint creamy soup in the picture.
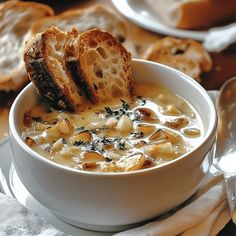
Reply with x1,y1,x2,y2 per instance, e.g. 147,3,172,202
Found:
21,83,204,172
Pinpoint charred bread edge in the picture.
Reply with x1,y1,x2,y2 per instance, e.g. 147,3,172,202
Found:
24,35,74,112
26,59,74,112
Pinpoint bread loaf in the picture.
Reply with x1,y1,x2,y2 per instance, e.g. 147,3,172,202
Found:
148,0,236,30
0,0,54,91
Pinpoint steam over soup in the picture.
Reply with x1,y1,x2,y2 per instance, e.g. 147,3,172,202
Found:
21,83,204,172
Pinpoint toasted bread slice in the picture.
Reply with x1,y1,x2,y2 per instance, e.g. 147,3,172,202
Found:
24,27,85,112
67,28,132,103
0,0,54,91
144,37,212,82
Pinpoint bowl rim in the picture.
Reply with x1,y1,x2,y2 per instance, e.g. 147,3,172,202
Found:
9,58,217,177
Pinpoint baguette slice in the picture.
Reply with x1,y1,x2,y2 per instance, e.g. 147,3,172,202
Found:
144,37,212,82
0,0,54,91
66,28,132,103
24,27,85,112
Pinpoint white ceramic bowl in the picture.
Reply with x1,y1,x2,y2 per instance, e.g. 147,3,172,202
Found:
9,59,217,232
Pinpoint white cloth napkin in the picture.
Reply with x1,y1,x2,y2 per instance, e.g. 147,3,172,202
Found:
203,23,236,52
0,192,66,236
115,169,231,236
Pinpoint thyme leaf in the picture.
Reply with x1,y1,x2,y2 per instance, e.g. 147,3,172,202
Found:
73,140,84,146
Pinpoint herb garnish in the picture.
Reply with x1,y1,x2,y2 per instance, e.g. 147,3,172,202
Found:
120,99,130,111
76,126,84,132
32,116,43,122
104,107,113,116
105,157,113,162
73,140,84,146
117,142,126,150
131,131,144,138
61,138,67,144
141,99,146,106
101,136,112,144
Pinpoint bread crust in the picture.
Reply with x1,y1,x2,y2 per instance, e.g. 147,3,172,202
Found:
68,28,132,103
0,0,54,91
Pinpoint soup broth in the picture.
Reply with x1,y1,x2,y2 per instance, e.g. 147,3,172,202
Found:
21,83,204,172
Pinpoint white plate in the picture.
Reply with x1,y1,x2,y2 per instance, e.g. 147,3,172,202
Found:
112,0,207,41
0,90,218,235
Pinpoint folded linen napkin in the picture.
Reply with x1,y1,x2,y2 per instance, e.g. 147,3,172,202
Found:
115,170,231,236
0,192,65,236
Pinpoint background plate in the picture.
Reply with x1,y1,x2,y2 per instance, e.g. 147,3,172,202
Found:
112,0,207,41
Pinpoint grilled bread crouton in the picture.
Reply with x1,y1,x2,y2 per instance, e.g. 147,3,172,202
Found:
67,28,132,103
24,27,85,112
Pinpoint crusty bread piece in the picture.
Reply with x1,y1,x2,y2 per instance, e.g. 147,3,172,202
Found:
144,37,212,82
66,28,132,103
29,4,161,59
30,4,127,46
147,0,236,30
0,0,54,91
24,27,85,112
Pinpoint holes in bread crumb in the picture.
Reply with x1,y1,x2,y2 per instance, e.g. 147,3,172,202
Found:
123,65,128,72
111,85,123,97
111,67,117,75
116,79,124,88
119,72,125,78
173,49,185,55
97,47,107,59
54,43,63,52
116,35,126,43
89,39,98,48
79,48,84,54
87,51,96,65
111,58,118,64
95,69,103,78
94,65,103,78
106,40,113,47
98,82,105,89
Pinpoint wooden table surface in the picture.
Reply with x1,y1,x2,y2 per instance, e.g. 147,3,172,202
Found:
3,0,236,235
